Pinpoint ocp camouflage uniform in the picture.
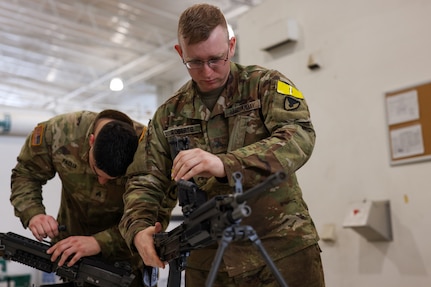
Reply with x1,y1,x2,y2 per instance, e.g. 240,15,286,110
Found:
10,110,149,287
120,62,323,286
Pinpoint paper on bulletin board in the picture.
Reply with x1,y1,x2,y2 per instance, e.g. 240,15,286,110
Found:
386,89,419,125
390,124,424,159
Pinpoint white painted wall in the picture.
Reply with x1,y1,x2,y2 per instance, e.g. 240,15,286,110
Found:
237,0,431,286
0,135,62,285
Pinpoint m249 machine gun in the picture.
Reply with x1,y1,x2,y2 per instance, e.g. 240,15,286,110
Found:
0,232,135,287
154,170,289,287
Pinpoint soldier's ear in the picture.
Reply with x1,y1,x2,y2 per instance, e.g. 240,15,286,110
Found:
174,44,183,59
89,134,95,147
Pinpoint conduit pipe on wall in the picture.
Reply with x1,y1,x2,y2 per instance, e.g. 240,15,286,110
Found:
0,109,55,137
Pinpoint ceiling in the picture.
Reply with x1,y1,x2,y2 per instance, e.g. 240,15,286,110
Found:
0,0,264,121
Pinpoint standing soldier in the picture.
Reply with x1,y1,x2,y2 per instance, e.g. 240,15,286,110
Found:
119,3,325,287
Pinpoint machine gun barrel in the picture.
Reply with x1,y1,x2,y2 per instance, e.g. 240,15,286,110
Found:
236,171,287,203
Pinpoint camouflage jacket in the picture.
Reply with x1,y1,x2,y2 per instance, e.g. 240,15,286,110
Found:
10,110,146,263
120,62,319,276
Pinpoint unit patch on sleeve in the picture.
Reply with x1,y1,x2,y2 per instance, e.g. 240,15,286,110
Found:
31,124,44,146
285,97,301,111
277,80,304,99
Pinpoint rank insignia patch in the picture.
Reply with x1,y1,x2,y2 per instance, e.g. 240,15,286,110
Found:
277,80,304,99
31,124,44,146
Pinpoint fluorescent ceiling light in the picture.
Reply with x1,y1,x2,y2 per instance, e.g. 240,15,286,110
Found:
110,77,124,91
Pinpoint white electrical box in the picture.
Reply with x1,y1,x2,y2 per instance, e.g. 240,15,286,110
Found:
258,18,299,51
342,199,393,241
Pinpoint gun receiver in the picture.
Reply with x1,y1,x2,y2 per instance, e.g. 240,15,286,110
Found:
168,135,207,215
154,170,287,265
168,136,189,160
0,232,135,287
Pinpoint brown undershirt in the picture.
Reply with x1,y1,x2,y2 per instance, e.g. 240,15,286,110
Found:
198,85,225,111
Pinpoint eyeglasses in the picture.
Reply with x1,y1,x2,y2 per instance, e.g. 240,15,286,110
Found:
183,49,229,70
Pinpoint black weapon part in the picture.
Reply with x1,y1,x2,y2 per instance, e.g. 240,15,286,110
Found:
154,170,287,264
0,232,135,287
168,136,189,160
177,179,207,217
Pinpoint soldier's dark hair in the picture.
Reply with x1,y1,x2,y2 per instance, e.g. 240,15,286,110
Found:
94,109,134,127
178,3,229,45
93,120,138,177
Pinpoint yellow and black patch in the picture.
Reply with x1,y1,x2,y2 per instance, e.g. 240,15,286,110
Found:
277,80,304,99
31,124,44,146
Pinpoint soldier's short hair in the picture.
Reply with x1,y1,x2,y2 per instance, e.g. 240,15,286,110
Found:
93,120,138,177
94,109,134,128
177,3,229,45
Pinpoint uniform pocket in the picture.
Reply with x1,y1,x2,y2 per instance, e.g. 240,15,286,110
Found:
227,114,267,152
227,115,249,152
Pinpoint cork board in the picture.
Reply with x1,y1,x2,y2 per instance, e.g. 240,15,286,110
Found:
385,81,431,165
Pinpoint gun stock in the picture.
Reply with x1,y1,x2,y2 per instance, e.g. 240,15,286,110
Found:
0,232,135,287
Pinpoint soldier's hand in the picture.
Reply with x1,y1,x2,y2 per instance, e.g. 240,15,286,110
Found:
134,223,165,268
47,236,101,267
28,214,59,241
172,148,226,181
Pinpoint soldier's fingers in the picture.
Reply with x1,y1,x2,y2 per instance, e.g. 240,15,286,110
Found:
154,222,162,233
174,155,201,181
58,251,69,266
46,218,59,238
32,230,43,242
141,236,164,268
36,226,47,241
57,244,75,266
47,244,60,262
48,239,70,263
145,248,165,268
67,253,81,267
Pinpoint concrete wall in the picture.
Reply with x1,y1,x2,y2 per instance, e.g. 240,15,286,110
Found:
237,0,431,286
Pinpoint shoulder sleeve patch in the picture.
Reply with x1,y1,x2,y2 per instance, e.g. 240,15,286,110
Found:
285,97,301,111
31,124,44,146
277,80,304,99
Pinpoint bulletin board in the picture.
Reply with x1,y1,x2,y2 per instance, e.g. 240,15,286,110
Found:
385,81,431,165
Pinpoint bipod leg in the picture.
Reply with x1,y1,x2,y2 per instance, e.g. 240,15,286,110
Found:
245,226,288,287
205,227,234,287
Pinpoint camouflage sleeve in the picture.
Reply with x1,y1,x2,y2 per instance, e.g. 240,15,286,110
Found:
10,122,56,228
219,70,316,186
119,121,177,249
133,120,147,141
92,225,134,261
99,119,150,256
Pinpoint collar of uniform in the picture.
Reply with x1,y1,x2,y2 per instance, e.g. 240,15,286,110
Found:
174,81,212,121
185,65,237,119
81,116,96,163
